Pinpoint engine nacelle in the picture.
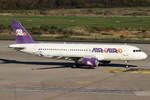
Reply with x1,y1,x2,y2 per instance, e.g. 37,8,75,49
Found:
79,58,98,67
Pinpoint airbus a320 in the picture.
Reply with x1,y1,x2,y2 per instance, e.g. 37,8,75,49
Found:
9,21,148,68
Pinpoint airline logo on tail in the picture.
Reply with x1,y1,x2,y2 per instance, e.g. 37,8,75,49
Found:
16,29,27,36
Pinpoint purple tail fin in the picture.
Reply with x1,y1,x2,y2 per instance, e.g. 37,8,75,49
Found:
12,20,36,44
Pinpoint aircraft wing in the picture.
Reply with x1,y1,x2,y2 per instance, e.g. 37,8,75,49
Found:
48,55,98,61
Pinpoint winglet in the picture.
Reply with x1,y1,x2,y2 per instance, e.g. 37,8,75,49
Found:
12,20,36,44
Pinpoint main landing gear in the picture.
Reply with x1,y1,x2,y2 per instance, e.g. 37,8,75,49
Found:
72,63,80,68
72,59,79,68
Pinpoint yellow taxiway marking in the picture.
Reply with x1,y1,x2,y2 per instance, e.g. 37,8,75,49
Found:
76,81,92,85
103,68,150,74
135,90,150,96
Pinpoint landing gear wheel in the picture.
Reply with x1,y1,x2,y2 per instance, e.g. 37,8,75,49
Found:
72,63,79,68
72,59,80,68
72,64,76,68
126,65,129,68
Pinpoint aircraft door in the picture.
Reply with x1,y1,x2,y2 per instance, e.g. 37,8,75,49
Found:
122,48,129,60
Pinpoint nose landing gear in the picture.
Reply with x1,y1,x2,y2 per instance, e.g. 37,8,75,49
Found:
125,60,129,68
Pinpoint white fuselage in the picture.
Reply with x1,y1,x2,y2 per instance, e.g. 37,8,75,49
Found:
9,43,148,61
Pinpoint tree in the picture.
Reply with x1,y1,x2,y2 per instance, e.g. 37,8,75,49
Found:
1,0,150,9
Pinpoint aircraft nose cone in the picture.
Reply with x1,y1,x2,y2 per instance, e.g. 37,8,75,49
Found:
143,52,148,59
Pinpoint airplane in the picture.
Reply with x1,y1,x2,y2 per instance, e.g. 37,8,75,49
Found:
9,20,148,68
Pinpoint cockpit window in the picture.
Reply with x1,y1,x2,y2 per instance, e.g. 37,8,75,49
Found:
133,50,142,52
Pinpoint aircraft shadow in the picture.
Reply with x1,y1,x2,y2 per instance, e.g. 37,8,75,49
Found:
0,58,137,70
0,58,73,69
100,63,137,68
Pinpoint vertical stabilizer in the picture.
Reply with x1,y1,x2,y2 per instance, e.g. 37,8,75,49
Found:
12,20,36,44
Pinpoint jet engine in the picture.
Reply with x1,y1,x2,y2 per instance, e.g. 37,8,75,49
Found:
78,58,98,68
